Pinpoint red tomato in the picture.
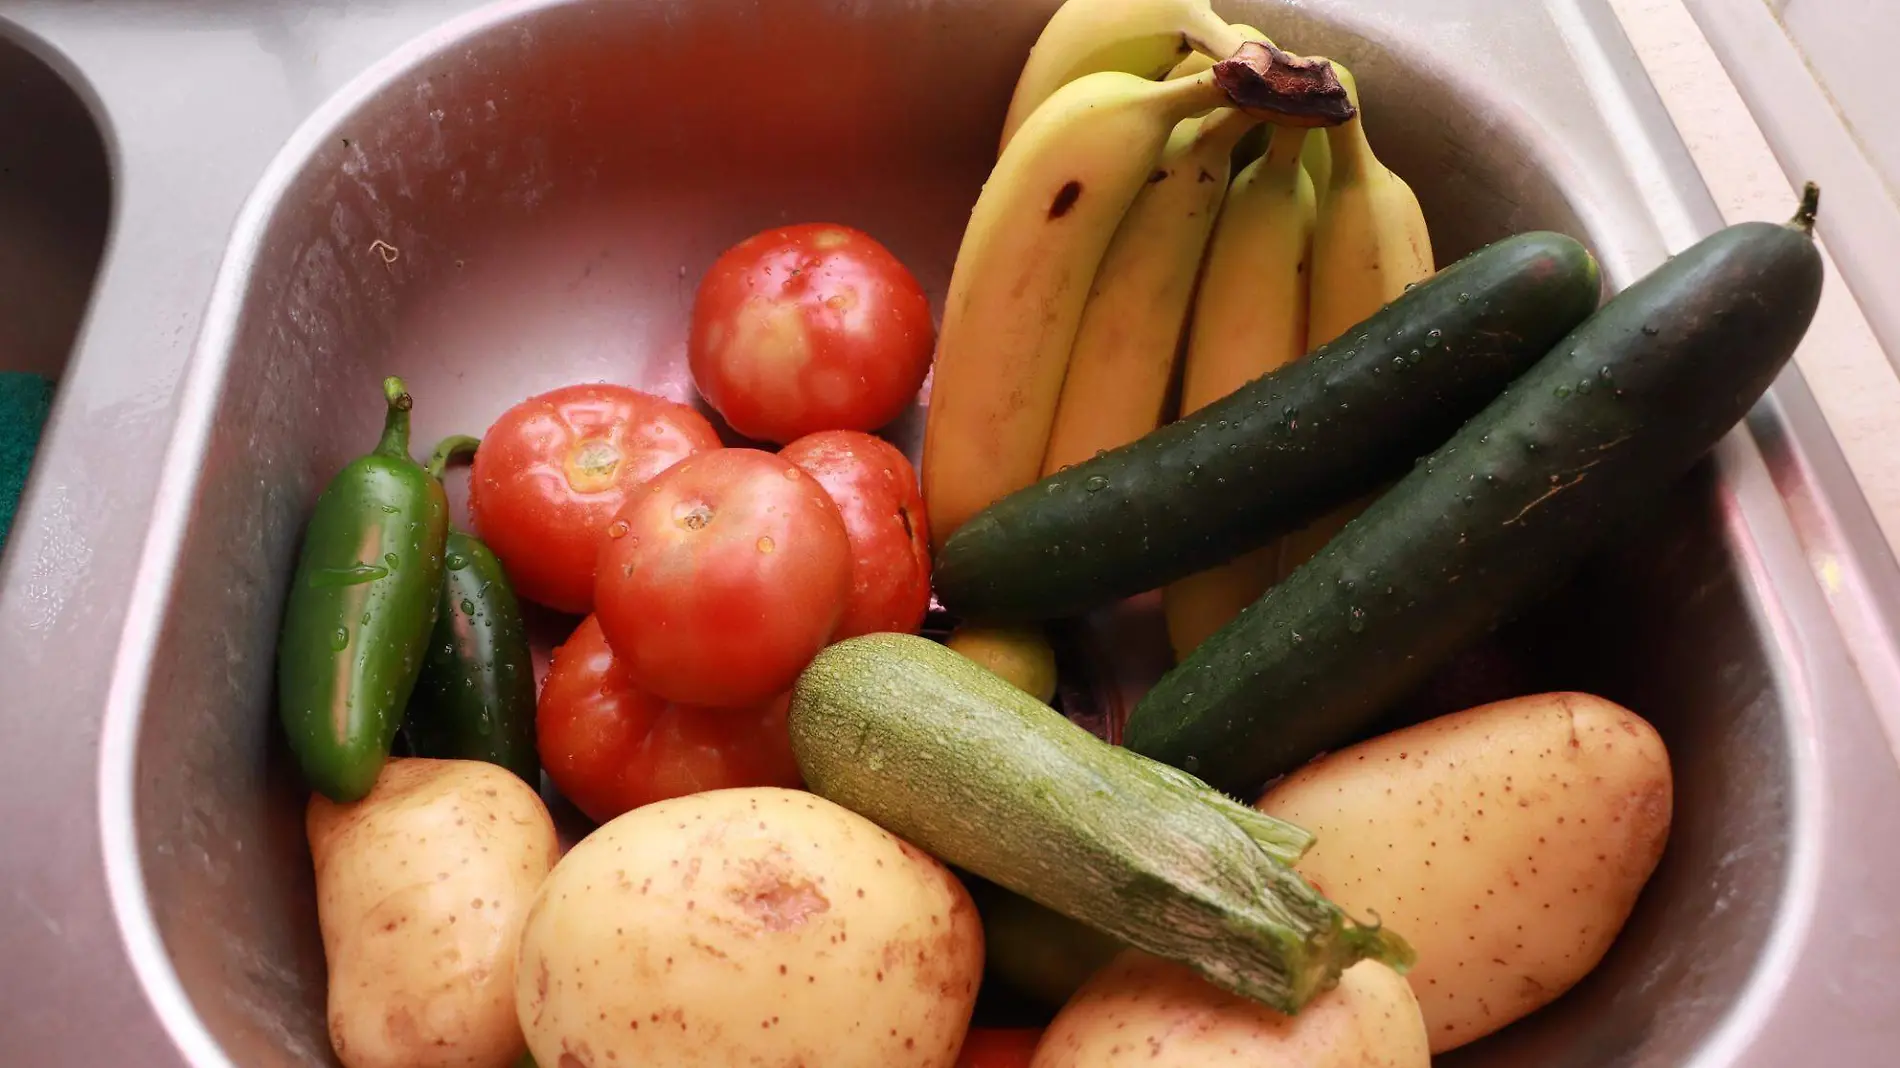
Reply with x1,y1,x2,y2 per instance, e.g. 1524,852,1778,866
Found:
595,448,851,707
469,384,721,614
780,430,932,639
689,223,934,444
955,1028,1042,1068
537,615,801,823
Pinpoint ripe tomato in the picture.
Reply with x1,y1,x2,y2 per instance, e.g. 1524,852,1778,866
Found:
955,1028,1042,1068
595,448,851,707
780,430,931,639
469,384,720,614
537,615,801,823
688,223,934,444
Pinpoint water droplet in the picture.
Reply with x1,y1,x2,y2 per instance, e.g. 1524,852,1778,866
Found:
460,598,476,614
1403,280,1420,291
309,563,388,587
1291,631,1304,644
1084,476,1109,493
1457,292,1471,304
1391,357,1406,370
1347,608,1365,634
1555,384,1572,398
383,552,399,568
1409,349,1422,361
1182,754,1201,772
1425,329,1443,348
1599,365,1614,380
361,612,372,625
757,536,776,554
607,520,630,540
445,552,469,570
380,504,399,514
330,628,349,651
1576,378,1594,395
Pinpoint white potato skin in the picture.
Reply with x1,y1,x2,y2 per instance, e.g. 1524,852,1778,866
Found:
515,786,983,1068
1259,691,1672,1052
307,757,558,1068
1032,953,1427,1067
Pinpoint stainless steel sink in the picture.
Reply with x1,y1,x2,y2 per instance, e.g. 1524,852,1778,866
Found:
2,1,1899,1066
0,30,110,383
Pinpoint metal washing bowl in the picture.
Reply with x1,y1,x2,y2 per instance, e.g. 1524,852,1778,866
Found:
1,0,1898,1065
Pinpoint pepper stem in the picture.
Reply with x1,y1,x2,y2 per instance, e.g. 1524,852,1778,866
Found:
426,434,482,481
374,376,415,460
1789,181,1820,234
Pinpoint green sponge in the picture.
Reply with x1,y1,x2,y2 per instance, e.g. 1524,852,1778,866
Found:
0,372,53,555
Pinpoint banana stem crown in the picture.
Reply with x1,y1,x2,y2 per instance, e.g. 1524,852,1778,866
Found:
1214,41,1356,128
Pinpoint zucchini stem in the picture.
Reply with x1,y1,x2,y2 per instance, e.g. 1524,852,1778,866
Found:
1789,181,1820,234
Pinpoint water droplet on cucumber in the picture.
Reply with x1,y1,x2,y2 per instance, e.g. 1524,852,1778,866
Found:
310,563,388,587
330,628,349,651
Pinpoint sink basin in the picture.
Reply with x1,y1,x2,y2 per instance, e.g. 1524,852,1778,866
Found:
89,1,1900,1066
0,26,111,382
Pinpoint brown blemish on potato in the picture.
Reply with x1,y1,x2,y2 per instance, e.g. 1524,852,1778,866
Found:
728,852,831,931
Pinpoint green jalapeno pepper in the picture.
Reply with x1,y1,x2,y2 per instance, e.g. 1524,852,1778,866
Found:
277,377,449,802
404,434,541,786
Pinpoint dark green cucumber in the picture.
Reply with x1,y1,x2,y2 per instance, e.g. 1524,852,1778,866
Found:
1127,185,1825,794
933,231,1602,623
407,436,540,785
789,633,1411,1014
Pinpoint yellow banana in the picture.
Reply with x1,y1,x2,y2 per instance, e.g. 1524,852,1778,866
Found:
1040,108,1262,478
1301,129,1332,206
1163,126,1318,659
925,46,1354,552
1164,22,1271,82
998,0,1250,153
1277,62,1434,581
1164,23,1272,166
1307,63,1434,346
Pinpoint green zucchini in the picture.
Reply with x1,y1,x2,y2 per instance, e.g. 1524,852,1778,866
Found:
933,231,1601,623
1127,185,1825,794
789,633,1412,1014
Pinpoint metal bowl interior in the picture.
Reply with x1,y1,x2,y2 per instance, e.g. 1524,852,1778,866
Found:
118,1,1795,1065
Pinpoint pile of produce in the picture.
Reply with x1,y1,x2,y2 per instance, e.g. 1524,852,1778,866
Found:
272,0,1826,1065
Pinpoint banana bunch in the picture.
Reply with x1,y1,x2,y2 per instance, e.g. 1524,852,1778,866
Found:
921,35,1354,551
926,0,1432,650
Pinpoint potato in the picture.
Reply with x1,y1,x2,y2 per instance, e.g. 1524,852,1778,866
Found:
516,786,982,1068
1259,691,1672,1052
307,757,558,1068
1033,953,1426,1067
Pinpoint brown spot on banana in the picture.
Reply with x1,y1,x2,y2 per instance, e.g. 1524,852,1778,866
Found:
1047,181,1083,219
